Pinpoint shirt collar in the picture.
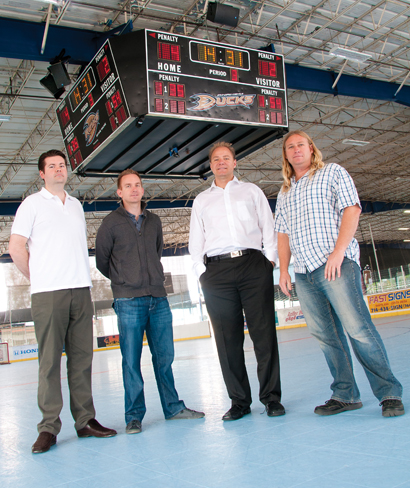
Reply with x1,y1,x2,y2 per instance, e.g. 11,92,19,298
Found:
40,187,73,200
210,175,240,190
120,200,147,214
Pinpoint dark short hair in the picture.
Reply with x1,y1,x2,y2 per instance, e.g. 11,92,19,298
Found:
117,169,142,189
38,150,68,172
209,141,236,161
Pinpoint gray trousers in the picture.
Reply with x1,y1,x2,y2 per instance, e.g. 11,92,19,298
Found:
31,287,95,435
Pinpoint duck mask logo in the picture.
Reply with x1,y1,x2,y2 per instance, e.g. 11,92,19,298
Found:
187,93,256,111
83,111,100,146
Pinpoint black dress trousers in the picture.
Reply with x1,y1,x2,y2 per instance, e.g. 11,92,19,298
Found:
200,251,281,407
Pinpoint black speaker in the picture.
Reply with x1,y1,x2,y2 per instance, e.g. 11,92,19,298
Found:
39,73,66,99
48,62,71,88
206,2,240,27
39,62,71,99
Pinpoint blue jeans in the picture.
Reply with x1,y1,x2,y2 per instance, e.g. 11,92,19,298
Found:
295,258,403,403
113,296,185,423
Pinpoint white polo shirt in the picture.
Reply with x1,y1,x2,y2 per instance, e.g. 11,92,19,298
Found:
11,187,92,294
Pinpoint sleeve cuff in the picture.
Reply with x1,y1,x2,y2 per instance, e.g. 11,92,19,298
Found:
193,262,206,280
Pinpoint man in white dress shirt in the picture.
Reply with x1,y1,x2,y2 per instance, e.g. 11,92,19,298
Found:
189,142,284,421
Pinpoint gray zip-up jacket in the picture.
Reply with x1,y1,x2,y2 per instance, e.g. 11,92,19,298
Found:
95,204,167,298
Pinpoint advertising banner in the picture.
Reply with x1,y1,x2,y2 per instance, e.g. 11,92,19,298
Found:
367,289,410,315
11,344,39,361
276,306,306,328
97,334,120,348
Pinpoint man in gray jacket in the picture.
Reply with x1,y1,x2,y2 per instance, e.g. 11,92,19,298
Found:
96,169,204,434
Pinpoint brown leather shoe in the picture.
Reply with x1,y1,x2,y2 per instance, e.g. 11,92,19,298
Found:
77,418,117,438
32,432,57,454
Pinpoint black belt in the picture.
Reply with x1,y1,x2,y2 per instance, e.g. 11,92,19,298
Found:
204,249,259,265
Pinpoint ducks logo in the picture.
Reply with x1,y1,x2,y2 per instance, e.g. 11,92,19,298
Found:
188,93,256,112
83,111,100,146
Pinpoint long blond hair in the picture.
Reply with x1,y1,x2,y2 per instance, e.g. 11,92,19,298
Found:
281,130,324,193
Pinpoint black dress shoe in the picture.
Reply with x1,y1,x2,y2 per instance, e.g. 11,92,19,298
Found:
32,432,57,454
77,419,117,438
222,404,251,421
266,401,286,417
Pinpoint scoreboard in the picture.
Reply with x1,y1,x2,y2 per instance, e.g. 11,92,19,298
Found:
56,29,288,176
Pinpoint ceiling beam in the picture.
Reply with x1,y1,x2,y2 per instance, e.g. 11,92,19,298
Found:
1,17,409,106
0,198,409,216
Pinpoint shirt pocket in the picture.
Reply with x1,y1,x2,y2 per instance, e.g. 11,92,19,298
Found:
236,201,254,221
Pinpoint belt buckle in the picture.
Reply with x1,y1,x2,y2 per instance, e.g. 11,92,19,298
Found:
230,250,243,258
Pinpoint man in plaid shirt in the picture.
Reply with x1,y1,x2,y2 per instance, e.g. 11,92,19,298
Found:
275,130,404,417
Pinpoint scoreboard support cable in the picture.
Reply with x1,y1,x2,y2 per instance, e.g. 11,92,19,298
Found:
56,29,288,179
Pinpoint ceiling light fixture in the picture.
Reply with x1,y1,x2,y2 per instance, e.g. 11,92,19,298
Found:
342,139,370,146
404,240,410,242
398,228,409,230
32,0,63,4
330,47,372,63
0,114,11,122
404,210,410,213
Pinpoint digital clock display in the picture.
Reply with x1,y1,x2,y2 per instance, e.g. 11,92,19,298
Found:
190,41,249,70
69,69,96,111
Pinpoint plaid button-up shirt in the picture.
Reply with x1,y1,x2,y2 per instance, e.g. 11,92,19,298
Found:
274,163,361,273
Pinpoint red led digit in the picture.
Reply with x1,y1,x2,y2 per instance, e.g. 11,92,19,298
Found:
277,113,283,124
97,56,111,82
106,100,113,116
177,101,185,114
170,100,177,113
171,45,180,62
269,62,277,77
154,81,163,95
74,151,83,165
109,116,117,131
258,95,265,107
158,42,171,60
115,106,127,125
88,93,94,107
71,137,79,152
270,112,277,124
169,83,177,97
60,107,70,127
67,144,72,156
276,98,282,109
155,98,164,112
111,90,122,110
259,61,268,76
177,84,185,98
231,69,238,82
259,111,266,123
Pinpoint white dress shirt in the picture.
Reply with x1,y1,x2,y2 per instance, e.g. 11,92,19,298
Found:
189,177,278,279
11,187,92,294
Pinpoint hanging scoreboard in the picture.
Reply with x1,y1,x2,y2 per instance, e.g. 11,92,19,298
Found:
56,29,288,175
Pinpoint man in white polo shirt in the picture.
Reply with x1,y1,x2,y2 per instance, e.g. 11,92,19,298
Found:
9,150,116,454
